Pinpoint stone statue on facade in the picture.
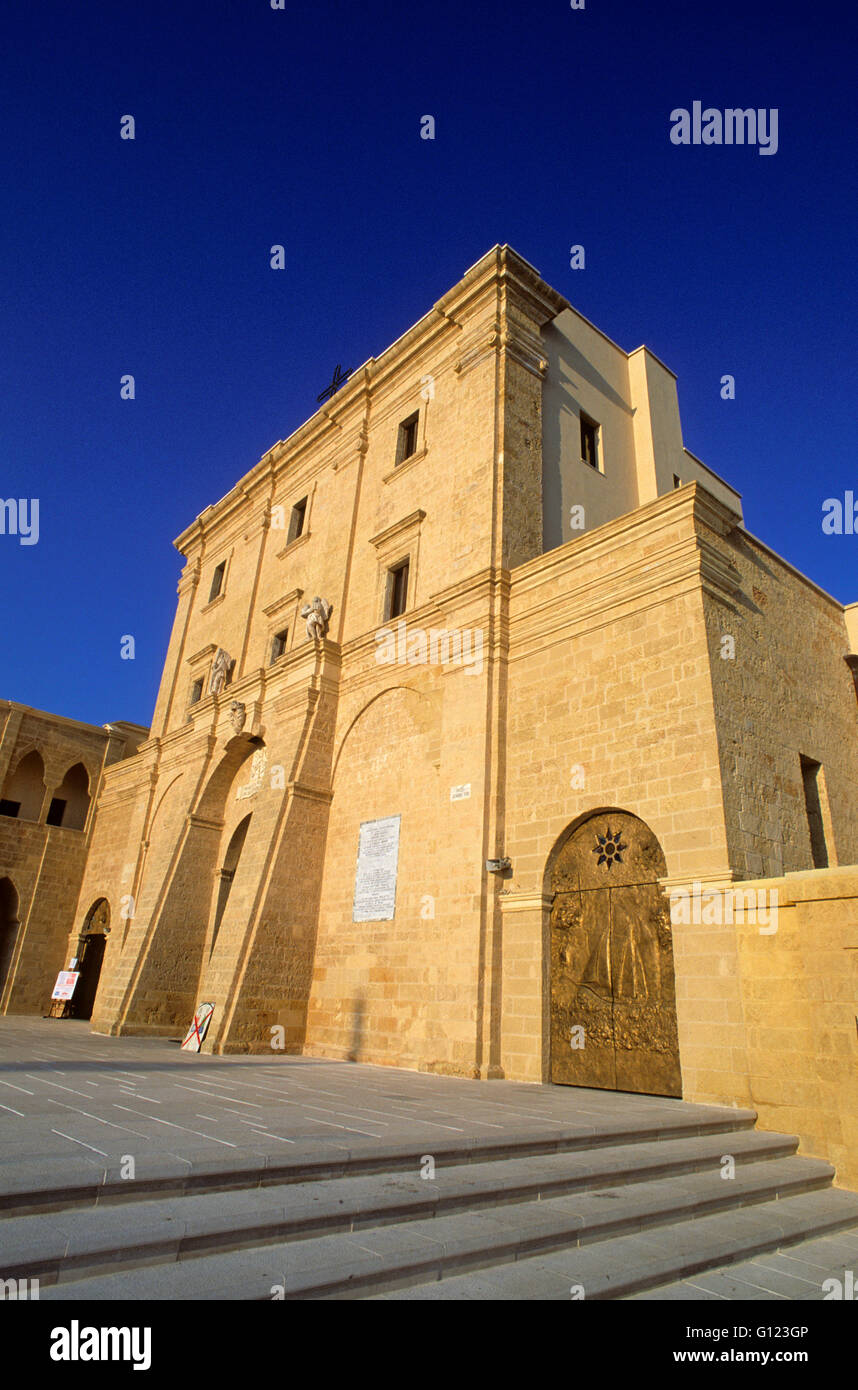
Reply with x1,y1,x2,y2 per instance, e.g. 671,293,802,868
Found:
209,648,234,695
301,596,333,642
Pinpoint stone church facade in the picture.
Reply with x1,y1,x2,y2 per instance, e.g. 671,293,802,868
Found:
13,248,857,1143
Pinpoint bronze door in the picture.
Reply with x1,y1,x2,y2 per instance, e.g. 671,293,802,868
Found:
550,812,681,1097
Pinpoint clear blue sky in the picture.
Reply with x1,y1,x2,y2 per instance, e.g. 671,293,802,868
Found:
2,0,856,728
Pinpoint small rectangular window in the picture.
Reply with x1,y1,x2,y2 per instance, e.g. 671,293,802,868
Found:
287,498,307,543
46,798,66,827
189,678,204,705
385,559,410,620
800,755,829,868
0,799,21,818
209,560,227,602
673,474,682,489
580,414,599,470
270,629,289,663
396,412,419,465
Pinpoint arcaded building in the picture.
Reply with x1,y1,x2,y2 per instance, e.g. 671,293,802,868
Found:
48,247,858,1171
0,703,148,1016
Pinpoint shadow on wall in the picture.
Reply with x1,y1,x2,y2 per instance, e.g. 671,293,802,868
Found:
347,990,365,1062
541,315,636,553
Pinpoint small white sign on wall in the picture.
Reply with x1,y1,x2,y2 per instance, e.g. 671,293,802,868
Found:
450,784,471,802
353,815,401,922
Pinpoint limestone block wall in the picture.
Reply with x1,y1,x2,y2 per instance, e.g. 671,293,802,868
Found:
499,486,735,1081
0,817,90,1012
305,626,492,1076
149,247,563,752
675,867,858,1192
702,525,858,878
0,704,146,1014
542,307,639,549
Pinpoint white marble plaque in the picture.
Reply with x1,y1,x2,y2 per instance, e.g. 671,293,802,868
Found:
450,784,471,801
353,815,401,922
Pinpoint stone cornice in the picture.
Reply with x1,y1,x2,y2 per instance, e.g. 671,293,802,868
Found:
287,781,334,806
171,246,568,554
369,510,426,551
262,588,304,621
186,644,217,668
498,891,555,913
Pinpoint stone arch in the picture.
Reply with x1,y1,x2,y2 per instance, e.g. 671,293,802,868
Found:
73,898,110,1020
118,736,264,1034
195,737,264,821
210,813,252,957
546,808,681,1097
82,897,111,934
1,749,46,821
332,686,439,786
48,761,91,830
0,877,21,1003
306,685,449,1070
543,805,641,893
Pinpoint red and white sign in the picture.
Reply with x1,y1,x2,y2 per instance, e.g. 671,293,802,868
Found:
181,1002,215,1052
51,971,80,1001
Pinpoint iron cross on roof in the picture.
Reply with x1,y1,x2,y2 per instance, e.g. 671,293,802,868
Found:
317,364,352,403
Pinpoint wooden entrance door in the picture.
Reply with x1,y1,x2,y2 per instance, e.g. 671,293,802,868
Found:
550,812,681,1097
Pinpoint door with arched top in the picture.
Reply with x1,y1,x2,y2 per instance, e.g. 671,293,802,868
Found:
74,899,109,1020
549,812,681,1096
0,878,20,1003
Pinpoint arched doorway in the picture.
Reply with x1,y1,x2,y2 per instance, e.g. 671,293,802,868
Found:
549,811,681,1097
74,899,110,1020
0,878,21,1001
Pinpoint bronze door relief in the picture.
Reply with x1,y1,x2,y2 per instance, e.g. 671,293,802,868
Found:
550,813,681,1097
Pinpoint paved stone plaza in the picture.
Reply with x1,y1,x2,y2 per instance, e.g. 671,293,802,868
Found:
1,1018,857,1300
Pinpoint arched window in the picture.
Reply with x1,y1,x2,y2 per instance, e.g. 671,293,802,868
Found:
47,762,91,831
0,878,20,998
0,750,46,821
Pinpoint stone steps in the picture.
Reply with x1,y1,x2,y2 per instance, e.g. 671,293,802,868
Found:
0,1103,760,1217
0,1126,798,1285
368,1191,858,1301
6,1089,858,1303
11,1137,858,1301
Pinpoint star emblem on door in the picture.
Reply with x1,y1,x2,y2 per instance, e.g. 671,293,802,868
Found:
593,828,627,868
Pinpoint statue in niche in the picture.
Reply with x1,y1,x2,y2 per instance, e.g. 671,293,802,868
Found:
209,648,234,695
301,596,333,642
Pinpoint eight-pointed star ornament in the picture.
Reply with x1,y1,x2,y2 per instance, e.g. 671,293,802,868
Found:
593,827,628,868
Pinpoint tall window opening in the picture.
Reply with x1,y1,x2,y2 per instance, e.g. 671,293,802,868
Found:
209,560,227,602
396,412,419,465
287,498,307,543
580,413,600,470
385,559,410,620
800,755,829,868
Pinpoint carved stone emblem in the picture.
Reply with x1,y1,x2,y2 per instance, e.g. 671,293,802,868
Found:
301,595,333,642
209,648,234,695
228,700,246,735
236,747,268,800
